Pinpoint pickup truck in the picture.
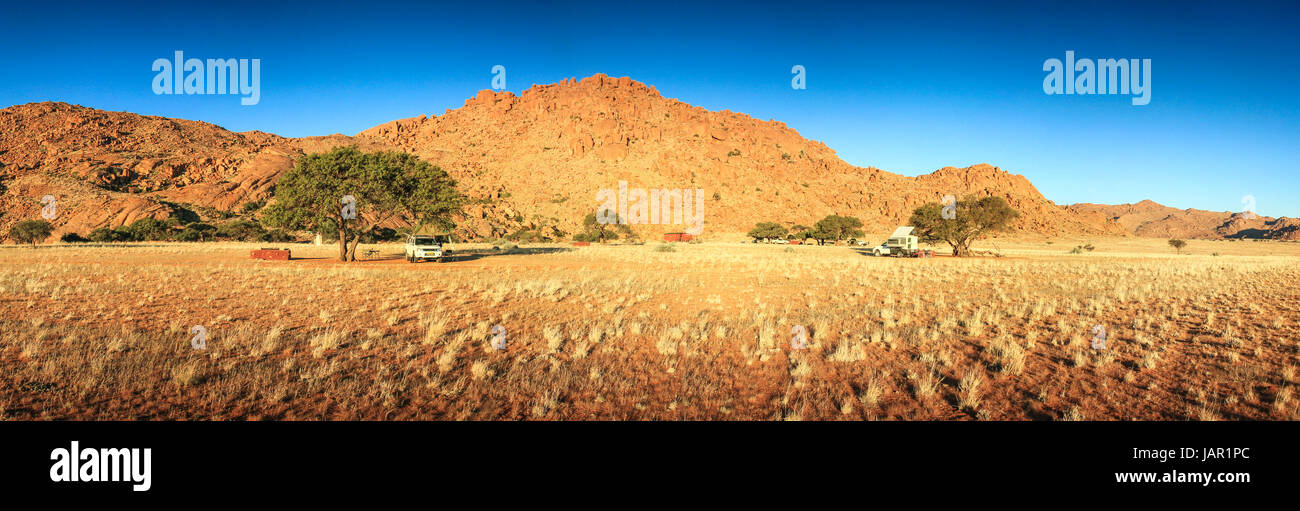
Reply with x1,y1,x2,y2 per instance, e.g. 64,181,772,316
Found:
870,227,920,257
405,234,450,263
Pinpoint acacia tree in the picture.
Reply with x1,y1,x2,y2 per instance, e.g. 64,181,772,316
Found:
10,219,53,247
1168,239,1187,254
746,222,788,243
910,195,1019,256
788,224,811,241
810,214,864,245
264,146,463,261
575,212,634,242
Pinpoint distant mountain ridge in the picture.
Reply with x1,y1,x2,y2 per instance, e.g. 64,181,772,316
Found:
0,74,1149,241
1068,199,1299,240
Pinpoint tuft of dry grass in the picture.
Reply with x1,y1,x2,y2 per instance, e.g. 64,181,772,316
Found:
989,337,1026,375
859,374,884,408
958,369,984,411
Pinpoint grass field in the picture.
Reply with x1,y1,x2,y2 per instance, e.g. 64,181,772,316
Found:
2,237,1298,420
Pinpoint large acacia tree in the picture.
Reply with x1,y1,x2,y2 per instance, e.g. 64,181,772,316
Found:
264,146,463,261
909,195,1019,256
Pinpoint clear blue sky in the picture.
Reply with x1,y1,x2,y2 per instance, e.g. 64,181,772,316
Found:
2,0,1296,216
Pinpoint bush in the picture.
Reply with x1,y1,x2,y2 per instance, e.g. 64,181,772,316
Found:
215,219,267,241
574,212,634,243
240,200,266,214
60,232,89,243
655,244,676,252
176,223,216,242
506,228,544,243
125,218,171,241
88,227,116,243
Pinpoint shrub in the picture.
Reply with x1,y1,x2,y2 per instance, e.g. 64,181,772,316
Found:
125,218,171,241
574,212,634,243
655,244,676,252
240,200,266,214
88,227,116,243
215,219,267,241
60,232,89,243
176,223,216,242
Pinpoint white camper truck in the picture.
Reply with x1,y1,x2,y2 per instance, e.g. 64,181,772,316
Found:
870,226,920,257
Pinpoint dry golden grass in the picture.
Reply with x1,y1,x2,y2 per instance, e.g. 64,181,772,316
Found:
1,236,1298,420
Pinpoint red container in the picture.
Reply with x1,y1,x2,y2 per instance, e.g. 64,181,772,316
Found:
663,232,694,242
251,249,291,261
572,241,591,246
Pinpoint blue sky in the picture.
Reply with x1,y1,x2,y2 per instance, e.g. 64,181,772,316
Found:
2,0,1296,216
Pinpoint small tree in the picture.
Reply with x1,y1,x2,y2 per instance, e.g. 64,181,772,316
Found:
805,226,832,245
811,214,864,244
1168,239,1187,254
576,212,634,243
910,195,1019,256
10,220,53,247
746,222,788,243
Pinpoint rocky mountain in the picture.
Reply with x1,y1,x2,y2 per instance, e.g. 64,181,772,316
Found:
1067,200,1299,240
1,74,1125,242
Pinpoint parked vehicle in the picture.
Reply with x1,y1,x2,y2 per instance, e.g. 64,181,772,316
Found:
405,234,450,263
871,226,920,257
